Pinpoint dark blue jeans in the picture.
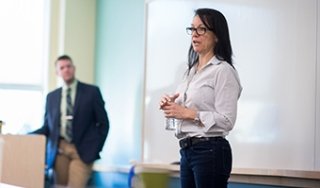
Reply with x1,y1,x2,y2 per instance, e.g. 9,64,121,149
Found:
180,137,232,188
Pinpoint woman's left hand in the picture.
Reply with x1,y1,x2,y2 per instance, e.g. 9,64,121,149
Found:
162,103,196,120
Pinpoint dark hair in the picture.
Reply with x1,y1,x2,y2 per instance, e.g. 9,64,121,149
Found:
188,8,233,72
55,55,73,66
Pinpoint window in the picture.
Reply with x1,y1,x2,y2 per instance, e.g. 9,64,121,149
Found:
0,0,49,134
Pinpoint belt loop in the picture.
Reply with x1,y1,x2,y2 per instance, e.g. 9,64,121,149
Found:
187,137,191,146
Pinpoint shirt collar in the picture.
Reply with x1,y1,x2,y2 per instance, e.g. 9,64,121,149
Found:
208,56,222,65
63,79,78,91
191,56,221,74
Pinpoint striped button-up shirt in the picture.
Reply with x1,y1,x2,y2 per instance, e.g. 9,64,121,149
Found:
175,56,242,139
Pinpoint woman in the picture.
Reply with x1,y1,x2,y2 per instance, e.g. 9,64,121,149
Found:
160,8,242,188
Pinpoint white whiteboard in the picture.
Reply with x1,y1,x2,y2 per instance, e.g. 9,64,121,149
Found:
143,0,319,171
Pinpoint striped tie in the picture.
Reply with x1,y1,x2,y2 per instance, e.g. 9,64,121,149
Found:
66,87,73,142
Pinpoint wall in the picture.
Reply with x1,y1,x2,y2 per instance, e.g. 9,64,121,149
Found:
64,0,96,84
316,0,320,170
95,0,145,167
48,0,96,91
46,0,145,171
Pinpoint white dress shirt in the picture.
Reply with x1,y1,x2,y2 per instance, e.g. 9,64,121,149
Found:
175,56,242,139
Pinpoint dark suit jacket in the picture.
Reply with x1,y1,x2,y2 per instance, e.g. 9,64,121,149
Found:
32,81,109,170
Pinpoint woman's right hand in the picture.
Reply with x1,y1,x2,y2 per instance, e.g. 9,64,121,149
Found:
159,93,179,110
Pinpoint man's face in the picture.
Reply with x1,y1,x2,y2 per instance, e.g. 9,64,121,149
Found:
56,59,75,84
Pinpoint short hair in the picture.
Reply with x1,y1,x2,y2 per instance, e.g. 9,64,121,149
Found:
55,55,73,66
188,8,233,73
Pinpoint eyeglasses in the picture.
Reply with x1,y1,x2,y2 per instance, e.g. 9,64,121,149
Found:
186,27,207,35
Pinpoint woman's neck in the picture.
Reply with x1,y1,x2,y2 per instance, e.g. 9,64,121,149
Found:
197,52,214,71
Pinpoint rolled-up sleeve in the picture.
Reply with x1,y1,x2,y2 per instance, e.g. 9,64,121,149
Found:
201,65,242,132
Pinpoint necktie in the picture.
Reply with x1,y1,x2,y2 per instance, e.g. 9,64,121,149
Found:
66,87,73,142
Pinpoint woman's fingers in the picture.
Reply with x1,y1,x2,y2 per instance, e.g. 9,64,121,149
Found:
171,93,180,101
159,95,172,109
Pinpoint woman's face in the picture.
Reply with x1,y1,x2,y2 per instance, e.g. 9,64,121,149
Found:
191,15,217,55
